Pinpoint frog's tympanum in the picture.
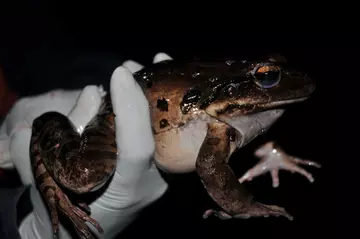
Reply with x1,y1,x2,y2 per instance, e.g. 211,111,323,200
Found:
30,55,320,239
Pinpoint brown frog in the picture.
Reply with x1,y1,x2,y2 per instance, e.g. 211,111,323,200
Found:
139,56,319,219
30,55,320,239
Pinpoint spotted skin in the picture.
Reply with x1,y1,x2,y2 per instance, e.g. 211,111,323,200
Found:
30,93,115,239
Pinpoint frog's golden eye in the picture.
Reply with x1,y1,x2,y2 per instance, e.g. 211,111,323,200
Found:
253,65,281,89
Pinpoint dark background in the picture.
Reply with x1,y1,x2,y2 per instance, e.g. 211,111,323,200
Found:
0,5,341,239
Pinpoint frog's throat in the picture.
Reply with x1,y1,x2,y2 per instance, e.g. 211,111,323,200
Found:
205,97,309,148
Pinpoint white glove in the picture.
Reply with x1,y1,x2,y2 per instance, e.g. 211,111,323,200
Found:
0,53,173,238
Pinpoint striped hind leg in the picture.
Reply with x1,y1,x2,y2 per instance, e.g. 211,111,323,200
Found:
39,183,59,237
32,143,102,238
33,144,60,237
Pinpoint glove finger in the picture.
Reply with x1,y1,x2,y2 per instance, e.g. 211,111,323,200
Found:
122,60,144,74
9,129,33,185
152,52,173,63
0,134,12,169
110,66,155,183
67,85,104,134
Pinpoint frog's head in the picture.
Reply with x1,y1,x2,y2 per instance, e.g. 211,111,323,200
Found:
141,55,315,145
197,56,315,147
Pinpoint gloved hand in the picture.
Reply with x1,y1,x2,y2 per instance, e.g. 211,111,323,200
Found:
0,53,173,238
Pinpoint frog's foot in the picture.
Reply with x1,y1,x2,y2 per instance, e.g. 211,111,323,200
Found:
42,190,60,237
56,189,103,239
239,141,321,187
76,201,91,214
203,202,293,221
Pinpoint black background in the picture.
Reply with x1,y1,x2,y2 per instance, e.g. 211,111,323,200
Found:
0,4,342,239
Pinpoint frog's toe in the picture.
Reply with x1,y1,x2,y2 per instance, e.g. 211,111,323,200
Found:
239,142,321,187
61,206,97,239
249,202,293,220
203,209,232,220
289,156,321,168
72,205,103,233
48,200,60,237
272,155,321,186
203,202,293,221
77,201,91,214
56,190,102,238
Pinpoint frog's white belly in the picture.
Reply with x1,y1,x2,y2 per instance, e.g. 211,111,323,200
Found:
154,115,214,173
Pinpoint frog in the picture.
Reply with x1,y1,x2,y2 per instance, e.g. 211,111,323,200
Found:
137,56,319,219
30,54,320,239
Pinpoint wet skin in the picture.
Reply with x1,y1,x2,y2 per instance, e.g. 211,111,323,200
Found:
30,56,320,238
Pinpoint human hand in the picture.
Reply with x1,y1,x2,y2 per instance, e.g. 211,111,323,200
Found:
0,52,173,238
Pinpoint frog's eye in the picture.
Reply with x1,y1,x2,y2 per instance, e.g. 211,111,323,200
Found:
253,65,281,89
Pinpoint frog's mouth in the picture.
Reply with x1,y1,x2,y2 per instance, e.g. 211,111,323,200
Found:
205,97,308,119
204,97,309,148
205,96,309,118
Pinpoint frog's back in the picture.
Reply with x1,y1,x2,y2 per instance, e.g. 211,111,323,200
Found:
134,58,249,90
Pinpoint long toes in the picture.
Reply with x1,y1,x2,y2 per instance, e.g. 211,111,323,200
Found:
65,210,96,239
239,171,252,183
77,202,91,214
60,208,95,239
203,209,232,220
76,227,95,239
287,164,315,183
291,157,322,168
270,170,279,188
260,204,294,221
56,192,98,238
72,206,103,233
204,203,293,221
69,216,95,239
238,166,264,183
62,193,103,234
203,209,213,219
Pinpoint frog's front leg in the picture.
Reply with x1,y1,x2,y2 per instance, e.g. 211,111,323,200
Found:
195,122,293,220
239,142,321,188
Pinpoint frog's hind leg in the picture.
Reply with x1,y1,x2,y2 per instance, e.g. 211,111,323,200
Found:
55,190,103,239
31,140,102,239
195,122,293,221
238,141,321,188
32,142,60,237
61,193,103,233
36,164,99,239
40,182,59,237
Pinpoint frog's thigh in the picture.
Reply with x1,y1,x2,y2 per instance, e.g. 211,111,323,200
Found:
195,122,253,214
